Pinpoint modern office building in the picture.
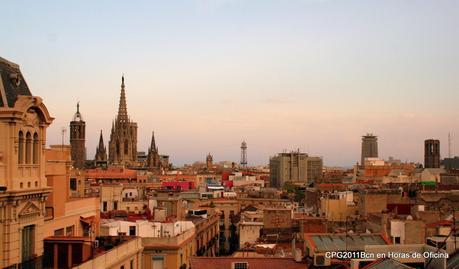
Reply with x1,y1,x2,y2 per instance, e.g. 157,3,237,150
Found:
361,133,378,166
269,151,323,187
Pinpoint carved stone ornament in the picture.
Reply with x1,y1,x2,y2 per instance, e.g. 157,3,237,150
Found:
18,201,41,218
24,109,40,127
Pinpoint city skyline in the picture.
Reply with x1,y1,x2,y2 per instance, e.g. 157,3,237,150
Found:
2,0,458,166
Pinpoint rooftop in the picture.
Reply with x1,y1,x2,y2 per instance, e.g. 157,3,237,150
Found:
191,257,306,269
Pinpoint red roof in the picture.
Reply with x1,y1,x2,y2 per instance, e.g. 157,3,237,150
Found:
426,220,452,228
191,257,307,269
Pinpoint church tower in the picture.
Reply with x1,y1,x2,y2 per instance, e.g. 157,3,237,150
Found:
95,130,108,167
206,153,213,170
147,131,160,170
70,102,86,169
108,76,138,165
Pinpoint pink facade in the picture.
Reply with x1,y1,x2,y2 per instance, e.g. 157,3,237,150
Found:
162,181,195,190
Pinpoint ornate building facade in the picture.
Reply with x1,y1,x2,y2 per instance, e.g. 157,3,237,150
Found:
108,76,138,165
69,102,86,169
0,57,54,268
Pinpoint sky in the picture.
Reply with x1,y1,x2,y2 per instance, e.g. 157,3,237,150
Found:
2,0,458,166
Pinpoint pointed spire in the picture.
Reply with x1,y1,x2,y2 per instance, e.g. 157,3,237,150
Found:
72,101,83,121
117,74,128,122
98,130,105,149
150,131,157,153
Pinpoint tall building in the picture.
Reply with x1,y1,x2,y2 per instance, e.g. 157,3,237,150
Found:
206,153,213,170
240,140,247,167
0,57,54,267
425,139,440,168
108,76,138,165
361,133,378,165
269,151,323,187
69,102,86,168
95,130,108,167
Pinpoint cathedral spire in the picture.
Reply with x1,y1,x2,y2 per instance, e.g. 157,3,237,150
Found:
98,130,105,150
150,131,157,152
117,75,128,122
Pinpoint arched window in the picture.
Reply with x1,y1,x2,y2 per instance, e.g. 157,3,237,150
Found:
33,133,39,164
18,131,24,164
124,140,129,154
25,132,32,164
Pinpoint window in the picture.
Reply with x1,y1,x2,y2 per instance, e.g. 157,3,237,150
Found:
394,237,401,244
129,226,136,236
113,201,118,210
33,133,39,164
103,201,107,212
20,182,23,188
232,262,248,269
25,132,32,164
130,260,134,269
35,181,38,187
54,228,64,236
27,182,31,188
70,178,77,191
120,266,124,269
66,225,74,236
18,131,24,164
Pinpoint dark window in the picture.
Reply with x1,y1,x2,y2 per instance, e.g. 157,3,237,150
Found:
103,201,107,212
25,132,32,164
70,178,77,191
129,226,136,236
114,201,118,210
33,132,39,164
18,131,24,164
394,237,401,244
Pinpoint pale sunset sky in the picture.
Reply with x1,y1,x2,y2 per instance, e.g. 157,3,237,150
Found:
2,0,458,166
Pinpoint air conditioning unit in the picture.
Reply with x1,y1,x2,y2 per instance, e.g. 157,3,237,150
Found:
313,254,331,266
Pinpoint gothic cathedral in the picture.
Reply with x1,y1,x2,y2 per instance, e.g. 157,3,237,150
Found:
108,76,138,165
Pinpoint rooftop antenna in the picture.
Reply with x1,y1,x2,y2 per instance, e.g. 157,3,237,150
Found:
61,127,67,149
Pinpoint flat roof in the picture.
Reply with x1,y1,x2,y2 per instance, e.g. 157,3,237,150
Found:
307,234,388,252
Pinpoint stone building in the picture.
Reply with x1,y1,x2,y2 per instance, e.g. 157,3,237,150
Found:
269,151,323,187
146,131,160,170
0,57,54,268
94,130,108,167
108,76,138,165
425,139,440,168
69,102,86,169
